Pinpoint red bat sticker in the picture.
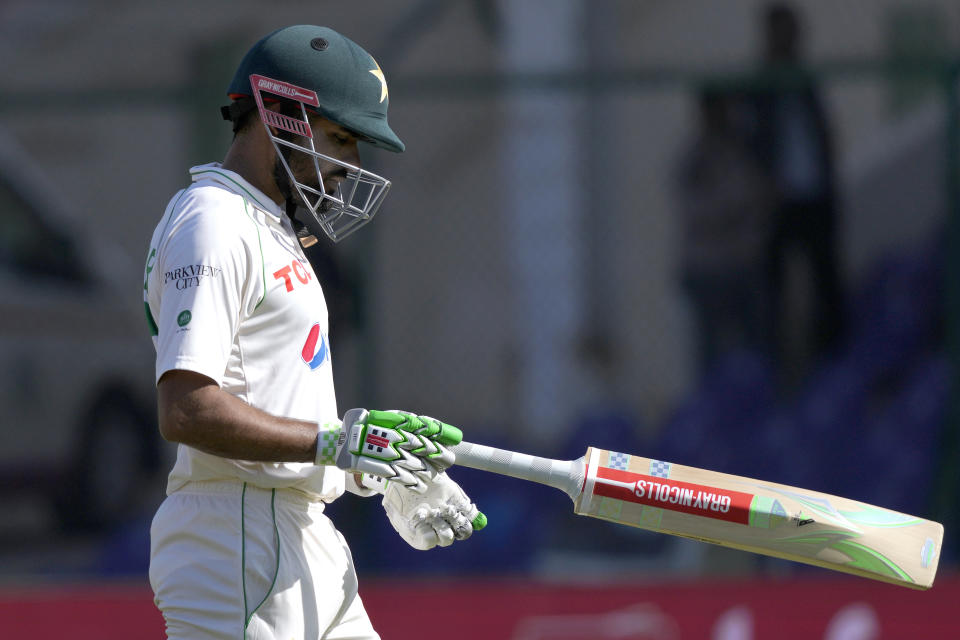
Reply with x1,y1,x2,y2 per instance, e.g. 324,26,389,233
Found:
594,467,755,525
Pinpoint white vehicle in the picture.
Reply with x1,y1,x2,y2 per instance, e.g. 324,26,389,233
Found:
0,128,162,530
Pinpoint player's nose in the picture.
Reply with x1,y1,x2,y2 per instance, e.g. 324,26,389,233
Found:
341,141,360,167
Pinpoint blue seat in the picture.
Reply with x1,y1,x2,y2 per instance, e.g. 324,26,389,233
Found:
745,409,808,488
795,358,867,436
834,354,949,515
653,350,775,473
559,403,645,462
845,241,944,384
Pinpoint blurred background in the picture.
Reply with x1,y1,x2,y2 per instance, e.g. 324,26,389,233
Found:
1,0,959,637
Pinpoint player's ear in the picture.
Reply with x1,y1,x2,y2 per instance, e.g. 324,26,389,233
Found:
263,103,284,137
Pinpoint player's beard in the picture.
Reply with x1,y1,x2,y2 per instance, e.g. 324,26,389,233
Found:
268,136,389,243
274,153,343,247
273,152,344,212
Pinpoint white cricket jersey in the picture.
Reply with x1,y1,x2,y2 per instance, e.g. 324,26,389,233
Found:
144,163,345,501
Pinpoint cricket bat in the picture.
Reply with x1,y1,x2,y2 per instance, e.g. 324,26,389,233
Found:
449,441,943,590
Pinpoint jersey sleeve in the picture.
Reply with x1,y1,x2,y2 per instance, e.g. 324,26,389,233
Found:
149,202,263,385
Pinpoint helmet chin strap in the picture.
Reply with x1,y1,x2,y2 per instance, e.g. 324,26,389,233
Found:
288,206,319,247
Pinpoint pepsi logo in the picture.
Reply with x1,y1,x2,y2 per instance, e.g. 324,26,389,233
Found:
301,323,329,370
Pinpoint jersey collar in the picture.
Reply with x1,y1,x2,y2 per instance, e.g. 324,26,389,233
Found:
189,163,283,222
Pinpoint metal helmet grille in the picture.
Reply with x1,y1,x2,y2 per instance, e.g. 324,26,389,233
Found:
287,158,391,242
250,74,391,242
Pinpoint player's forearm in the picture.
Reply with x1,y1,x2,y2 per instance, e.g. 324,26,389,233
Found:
158,370,320,463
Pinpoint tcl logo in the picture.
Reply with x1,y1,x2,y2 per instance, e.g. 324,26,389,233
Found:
273,260,312,292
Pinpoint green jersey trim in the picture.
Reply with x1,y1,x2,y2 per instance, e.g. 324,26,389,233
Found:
242,201,267,310
144,302,158,337
191,167,275,214
242,484,281,634
143,189,188,337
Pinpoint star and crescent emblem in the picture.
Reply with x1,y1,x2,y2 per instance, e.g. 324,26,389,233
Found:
369,59,388,103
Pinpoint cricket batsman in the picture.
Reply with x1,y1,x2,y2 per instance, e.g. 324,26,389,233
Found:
143,25,483,639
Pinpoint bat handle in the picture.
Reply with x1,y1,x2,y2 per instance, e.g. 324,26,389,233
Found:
451,441,585,501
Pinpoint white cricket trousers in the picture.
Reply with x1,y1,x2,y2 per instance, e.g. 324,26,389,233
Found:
149,481,380,640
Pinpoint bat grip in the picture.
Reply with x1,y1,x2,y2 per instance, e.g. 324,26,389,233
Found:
451,441,584,501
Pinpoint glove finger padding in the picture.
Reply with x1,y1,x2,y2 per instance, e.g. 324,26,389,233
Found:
382,471,482,551
334,409,461,492
407,505,443,550
398,432,455,474
372,410,463,446
430,516,456,548
439,502,477,541
339,444,431,493
383,489,439,550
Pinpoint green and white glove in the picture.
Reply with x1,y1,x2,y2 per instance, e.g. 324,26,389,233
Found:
363,470,487,550
316,408,461,493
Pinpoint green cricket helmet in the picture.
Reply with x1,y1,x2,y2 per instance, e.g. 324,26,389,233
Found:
225,25,404,242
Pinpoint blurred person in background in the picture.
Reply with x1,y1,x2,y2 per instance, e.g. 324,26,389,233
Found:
745,3,844,382
567,332,646,455
675,85,775,375
143,25,483,639
542,331,655,557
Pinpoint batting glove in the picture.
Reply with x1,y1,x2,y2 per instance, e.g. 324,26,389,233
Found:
362,470,487,550
315,408,461,493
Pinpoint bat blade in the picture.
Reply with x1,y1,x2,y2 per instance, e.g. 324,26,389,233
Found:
575,447,943,590
450,441,943,590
